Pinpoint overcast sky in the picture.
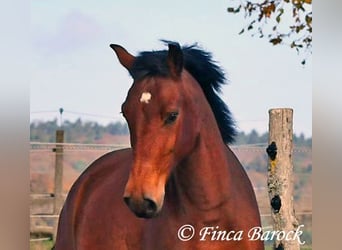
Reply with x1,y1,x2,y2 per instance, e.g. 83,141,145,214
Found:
30,0,312,137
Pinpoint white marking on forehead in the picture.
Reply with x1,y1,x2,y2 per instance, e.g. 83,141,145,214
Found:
140,92,152,104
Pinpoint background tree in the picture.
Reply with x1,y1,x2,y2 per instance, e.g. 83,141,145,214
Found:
227,0,312,64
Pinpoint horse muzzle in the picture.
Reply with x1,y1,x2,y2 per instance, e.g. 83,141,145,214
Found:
123,195,161,218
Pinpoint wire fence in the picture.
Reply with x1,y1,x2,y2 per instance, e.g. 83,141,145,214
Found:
30,141,312,245
30,110,270,125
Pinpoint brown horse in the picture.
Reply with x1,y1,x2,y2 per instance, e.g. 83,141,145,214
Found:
54,41,264,249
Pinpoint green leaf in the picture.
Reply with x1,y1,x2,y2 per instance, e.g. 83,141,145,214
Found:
305,14,312,26
295,24,305,33
238,28,245,35
269,37,282,45
227,5,241,14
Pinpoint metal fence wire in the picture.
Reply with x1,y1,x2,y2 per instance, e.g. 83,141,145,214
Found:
30,142,312,245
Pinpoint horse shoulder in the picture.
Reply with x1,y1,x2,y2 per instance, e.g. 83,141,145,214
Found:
55,148,143,249
65,147,133,205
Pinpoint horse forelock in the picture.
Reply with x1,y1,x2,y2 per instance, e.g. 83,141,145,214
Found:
129,41,237,144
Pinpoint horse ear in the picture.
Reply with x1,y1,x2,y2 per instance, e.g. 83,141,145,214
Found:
167,42,183,79
110,44,135,70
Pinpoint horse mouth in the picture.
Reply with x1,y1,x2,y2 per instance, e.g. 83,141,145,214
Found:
134,210,159,219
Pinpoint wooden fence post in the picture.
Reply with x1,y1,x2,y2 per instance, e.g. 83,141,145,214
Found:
267,108,300,250
53,129,64,240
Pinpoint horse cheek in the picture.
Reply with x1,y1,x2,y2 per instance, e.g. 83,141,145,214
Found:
175,116,199,159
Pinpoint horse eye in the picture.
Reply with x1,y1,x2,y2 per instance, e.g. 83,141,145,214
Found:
164,112,179,125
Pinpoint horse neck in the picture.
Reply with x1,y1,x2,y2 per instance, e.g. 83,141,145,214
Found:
171,117,234,212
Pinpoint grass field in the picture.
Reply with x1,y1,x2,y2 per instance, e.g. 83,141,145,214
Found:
30,239,54,250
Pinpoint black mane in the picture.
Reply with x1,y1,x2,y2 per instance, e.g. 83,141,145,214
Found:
129,41,237,144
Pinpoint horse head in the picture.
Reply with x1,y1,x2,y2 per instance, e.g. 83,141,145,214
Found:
110,42,201,218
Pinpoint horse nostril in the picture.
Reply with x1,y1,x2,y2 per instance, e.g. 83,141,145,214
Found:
123,196,131,207
143,198,157,213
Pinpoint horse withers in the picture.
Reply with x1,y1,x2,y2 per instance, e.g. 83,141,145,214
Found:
54,41,264,250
